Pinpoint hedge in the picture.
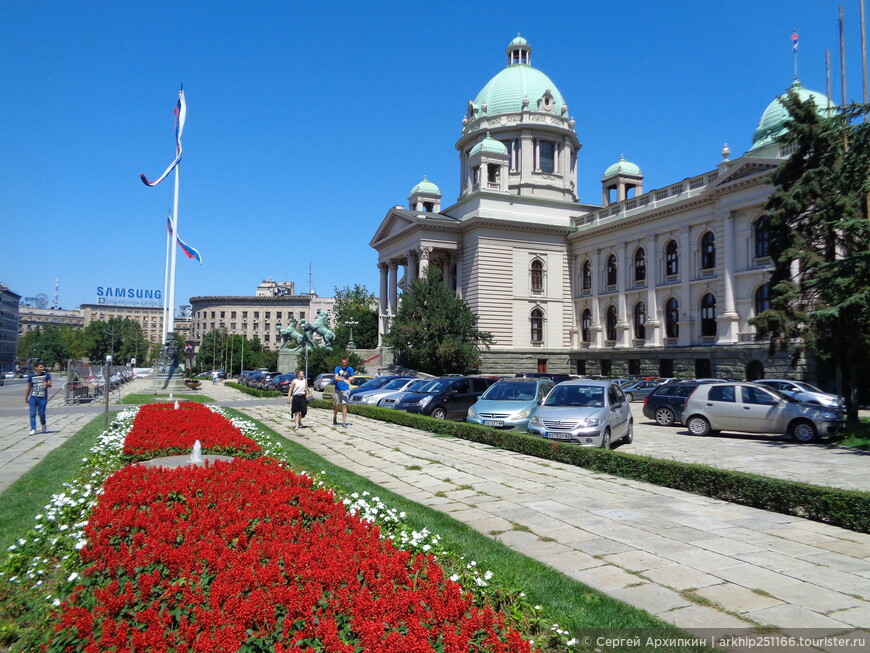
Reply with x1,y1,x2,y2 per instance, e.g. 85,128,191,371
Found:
308,399,870,533
224,381,281,398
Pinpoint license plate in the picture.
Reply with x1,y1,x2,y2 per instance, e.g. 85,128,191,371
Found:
484,420,504,427
546,432,573,440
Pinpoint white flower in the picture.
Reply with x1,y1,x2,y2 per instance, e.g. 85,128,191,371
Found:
67,572,79,582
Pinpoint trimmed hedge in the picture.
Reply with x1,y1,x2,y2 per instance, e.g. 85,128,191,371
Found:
225,381,281,398
308,399,870,533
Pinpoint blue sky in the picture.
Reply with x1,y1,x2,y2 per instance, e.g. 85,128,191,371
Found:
2,1,866,312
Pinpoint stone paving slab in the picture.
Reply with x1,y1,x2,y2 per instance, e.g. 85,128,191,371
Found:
239,404,870,633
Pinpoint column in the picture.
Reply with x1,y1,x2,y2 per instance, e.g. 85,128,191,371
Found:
406,250,417,283
590,249,602,348
378,262,389,343
455,247,463,299
645,234,660,346
678,227,692,346
388,261,398,317
617,242,630,347
418,246,432,277
718,210,739,344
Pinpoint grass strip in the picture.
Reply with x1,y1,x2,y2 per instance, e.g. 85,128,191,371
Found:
226,408,706,643
224,381,281,398
120,393,214,404
0,414,110,553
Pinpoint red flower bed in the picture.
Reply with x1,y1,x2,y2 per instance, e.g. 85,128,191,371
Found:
50,458,529,652
123,402,261,461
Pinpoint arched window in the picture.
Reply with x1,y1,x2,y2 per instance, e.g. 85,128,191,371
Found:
665,298,679,338
530,308,544,343
634,248,646,282
634,302,646,340
582,260,592,290
581,309,592,342
700,293,717,336
665,240,679,276
754,283,771,315
605,306,618,341
755,216,771,258
606,254,618,286
700,231,716,270
530,259,544,292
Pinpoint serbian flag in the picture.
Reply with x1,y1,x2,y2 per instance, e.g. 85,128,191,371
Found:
140,88,187,187
167,216,203,264
792,30,798,51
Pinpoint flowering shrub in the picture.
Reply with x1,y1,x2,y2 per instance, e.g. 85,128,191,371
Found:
49,458,529,652
123,402,261,461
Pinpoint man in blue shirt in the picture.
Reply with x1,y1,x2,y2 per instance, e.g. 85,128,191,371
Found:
332,356,355,426
25,361,52,435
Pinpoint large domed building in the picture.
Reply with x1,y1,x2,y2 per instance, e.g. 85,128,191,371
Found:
370,37,832,380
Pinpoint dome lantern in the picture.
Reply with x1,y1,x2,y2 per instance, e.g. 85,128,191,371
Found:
506,33,532,66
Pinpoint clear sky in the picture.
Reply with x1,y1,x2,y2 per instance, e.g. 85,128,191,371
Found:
2,1,866,312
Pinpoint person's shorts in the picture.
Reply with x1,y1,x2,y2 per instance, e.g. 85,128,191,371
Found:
291,394,308,417
333,388,349,405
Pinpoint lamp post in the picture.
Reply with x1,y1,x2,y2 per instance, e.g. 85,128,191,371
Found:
345,320,358,350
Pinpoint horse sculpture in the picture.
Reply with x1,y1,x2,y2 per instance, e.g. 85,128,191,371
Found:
309,309,336,350
278,316,317,353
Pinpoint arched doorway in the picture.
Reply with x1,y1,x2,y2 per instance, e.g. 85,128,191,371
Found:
745,360,764,381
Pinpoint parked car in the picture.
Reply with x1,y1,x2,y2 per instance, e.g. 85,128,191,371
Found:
313,373,334,391
321,375,374,401
643,381,714,426
527,379,632,449
347,375,410,399
515,372,571,384
269,374,294,394
753,379,839,409
349,377,417,405
620,380,662,402
466,377,555,431
681,382,844,443
377,379,431,408
393,376,495,419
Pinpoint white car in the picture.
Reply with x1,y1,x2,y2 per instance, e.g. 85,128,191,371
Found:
377,379,430,408
753,379,839,409
349,377,418,405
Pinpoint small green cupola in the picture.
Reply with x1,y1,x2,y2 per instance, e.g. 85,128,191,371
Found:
408,176,442,213
506,33,532,65
465,132,510,194
602,155,644,206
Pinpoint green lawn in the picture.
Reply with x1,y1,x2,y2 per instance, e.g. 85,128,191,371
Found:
120,392,215,404
830,418,870,451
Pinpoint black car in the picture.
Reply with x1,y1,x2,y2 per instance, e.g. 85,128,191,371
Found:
642,380,722,426
270,374,294,394
394,376,495,420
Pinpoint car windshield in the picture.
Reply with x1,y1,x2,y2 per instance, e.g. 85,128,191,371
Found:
381,378,413,390
416,378,454,394
544,384,605,407
794,381,824,394
403,380,428,392
481,382,537,401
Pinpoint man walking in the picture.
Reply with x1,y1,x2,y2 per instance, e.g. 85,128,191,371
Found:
25,361,52,435
332,356,355,426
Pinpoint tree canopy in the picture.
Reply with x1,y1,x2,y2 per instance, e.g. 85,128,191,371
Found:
383,266,492,376
331,284,378,349
751,92,870,421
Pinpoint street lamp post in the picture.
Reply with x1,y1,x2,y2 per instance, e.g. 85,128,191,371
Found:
345,320,358,350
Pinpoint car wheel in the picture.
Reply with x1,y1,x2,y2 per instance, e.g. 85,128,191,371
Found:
601,428,611,449
654,407,675,426
790,419,819,443
623,420,633,444
686,416,711,436
431,407,447,420
624,392,634,403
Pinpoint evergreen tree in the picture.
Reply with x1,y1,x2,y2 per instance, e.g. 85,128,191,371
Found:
384,266,492,376
751,92,870,422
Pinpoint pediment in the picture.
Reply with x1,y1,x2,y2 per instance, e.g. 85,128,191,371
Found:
707,158,779,191
369,209,418,247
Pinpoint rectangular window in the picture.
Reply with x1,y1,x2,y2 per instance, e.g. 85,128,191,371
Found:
220,311,225,319
265,312,270,319
300,312,305,319
601,359,612,376
231,311,236,319
242,312,248,319
538,141,555,173
276,311,282,320
254,312,259,319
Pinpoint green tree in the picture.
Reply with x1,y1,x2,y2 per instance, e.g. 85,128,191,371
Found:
306,347,366,377
751,92,870,423
384,266,492,375
82,318,150,365
332,284,378,349
18,325,74,367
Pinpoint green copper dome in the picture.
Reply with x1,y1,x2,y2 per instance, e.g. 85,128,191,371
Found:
603,154,642,178
472,37,566,117
410,176,440,196
750,79,833,150
470,132,508,157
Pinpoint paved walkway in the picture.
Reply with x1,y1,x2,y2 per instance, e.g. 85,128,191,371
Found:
1,377,869,637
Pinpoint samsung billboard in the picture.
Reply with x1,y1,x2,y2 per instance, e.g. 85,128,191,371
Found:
96,286,163,307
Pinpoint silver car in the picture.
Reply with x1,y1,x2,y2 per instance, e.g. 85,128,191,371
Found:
752,379,839,409
682,382,844,443
466,377,554,431
527,380,633,449
377,379,430,408
349,377,417,405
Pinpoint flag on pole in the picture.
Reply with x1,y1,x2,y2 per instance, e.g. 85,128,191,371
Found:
140,89,187,187
166,216,203,264
792,30,799,51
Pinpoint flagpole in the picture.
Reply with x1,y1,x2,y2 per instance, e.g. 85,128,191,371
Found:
168,164,180,339
162,214,171,345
